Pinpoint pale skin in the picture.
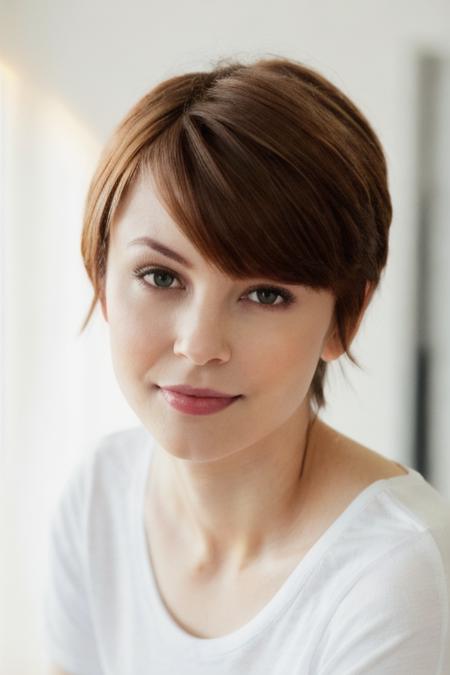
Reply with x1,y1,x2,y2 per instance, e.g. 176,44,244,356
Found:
51,168,406,667
101,169,357,567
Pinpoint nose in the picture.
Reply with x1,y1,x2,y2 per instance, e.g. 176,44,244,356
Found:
173,298,232,366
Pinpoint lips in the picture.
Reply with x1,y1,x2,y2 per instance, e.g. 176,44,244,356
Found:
157,385,242,415
159,384,239,398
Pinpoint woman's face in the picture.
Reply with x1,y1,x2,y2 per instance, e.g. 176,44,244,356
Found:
101,171,341,462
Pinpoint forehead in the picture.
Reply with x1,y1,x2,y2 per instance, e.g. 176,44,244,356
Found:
106,170,336,307
111,171,175,241
108,169,222,276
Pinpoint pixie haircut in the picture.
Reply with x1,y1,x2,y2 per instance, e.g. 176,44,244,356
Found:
80,55,392,414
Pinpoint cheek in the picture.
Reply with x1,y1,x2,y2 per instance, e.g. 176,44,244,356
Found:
248,322,325,400
106,285,171,375
253,322,322,373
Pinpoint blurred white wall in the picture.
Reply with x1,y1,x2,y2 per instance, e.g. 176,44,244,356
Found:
0,71,103,674
0,0,449,672
428,57,450,497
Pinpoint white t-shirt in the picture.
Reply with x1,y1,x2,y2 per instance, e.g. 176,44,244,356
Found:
44,426,450,674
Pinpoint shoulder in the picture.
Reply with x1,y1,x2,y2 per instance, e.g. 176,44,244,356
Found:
313,419,408,487
309,419,450,555
334,527,448,610
306,420,410,522
312,528,450,673
80,425,152,489
51,425,153,529
306,421,450,671
313,419,450,603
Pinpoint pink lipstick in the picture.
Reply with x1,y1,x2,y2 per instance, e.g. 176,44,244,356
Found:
157,385,242,416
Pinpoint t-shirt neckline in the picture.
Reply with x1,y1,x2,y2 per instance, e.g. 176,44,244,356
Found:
131,435,423,658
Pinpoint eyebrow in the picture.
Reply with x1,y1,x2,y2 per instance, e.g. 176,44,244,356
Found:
127,236,193,268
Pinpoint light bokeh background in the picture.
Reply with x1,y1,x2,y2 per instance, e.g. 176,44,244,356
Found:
0,1,449,672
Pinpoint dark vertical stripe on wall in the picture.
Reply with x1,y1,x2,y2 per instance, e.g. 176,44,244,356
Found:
414,54,440,479
414,346,429,477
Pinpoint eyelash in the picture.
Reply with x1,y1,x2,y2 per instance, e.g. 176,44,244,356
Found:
132,265,296,309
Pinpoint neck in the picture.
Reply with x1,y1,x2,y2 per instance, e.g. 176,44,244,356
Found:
147,405,321,575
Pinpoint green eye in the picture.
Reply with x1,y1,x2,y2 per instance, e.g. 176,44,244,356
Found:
247,288,287,306
133,265,295,310
134,266,181,290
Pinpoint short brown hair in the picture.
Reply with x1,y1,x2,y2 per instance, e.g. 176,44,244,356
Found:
80,55,392,414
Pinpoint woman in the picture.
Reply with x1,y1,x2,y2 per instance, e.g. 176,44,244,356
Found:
45,55,450,674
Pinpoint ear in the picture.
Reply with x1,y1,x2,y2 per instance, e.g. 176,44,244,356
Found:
320,281,374,363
